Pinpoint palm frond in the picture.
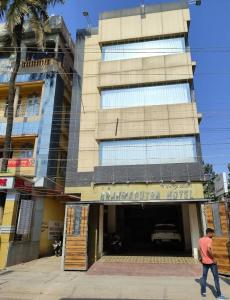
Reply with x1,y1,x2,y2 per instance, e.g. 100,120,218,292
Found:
46,0,65,6
0,0,8,19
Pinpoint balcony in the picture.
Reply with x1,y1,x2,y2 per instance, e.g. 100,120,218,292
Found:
0,57,72,86
0,158,35,177
0,121,39,137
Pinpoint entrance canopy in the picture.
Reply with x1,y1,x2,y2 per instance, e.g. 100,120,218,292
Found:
66,198,210,205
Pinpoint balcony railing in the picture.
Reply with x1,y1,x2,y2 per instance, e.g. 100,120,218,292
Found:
21,58,52,68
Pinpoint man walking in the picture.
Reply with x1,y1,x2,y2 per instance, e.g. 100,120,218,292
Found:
199,228,228,299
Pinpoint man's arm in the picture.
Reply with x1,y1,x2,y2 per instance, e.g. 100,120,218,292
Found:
198,247,202,262
207,243,217,263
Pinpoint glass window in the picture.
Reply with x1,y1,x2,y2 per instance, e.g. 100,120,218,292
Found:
15,198,34,240
26,94,40,117
102,37,186,61
16,98,26,117
101,83,191,109
18,143,33,158
99,137,197,166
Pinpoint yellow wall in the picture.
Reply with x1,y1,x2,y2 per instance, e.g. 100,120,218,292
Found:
0,194,19,269
39,196,65,257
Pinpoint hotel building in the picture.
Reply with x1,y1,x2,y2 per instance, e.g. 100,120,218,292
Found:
64,2,206,270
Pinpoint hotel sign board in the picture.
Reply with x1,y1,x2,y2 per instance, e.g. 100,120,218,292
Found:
214,173,228,197
100,184,193,202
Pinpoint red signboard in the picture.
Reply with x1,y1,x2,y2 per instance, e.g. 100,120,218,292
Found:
15,178,33,190
0,178,7,186
0,177,15,189
8,159,34,168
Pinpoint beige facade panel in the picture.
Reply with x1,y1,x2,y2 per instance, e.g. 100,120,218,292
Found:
142,12,163,37
98,53,193,88
99,52,192,74
83,34,101,62
96,103,199,140
168,118,199,135
81,93,100,110
78,149,97,172
82,77,99,94
120,15,142,39
161,10,188,35
99,8,190,43
80,111,97,131
78,129,99,172
83,61,99,75
98,65,193,88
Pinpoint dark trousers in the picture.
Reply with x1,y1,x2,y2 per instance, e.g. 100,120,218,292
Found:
201,263,221,297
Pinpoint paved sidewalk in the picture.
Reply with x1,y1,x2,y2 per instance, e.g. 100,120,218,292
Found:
0,257,229,300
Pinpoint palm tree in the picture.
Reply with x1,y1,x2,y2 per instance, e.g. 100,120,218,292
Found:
0,0,64,172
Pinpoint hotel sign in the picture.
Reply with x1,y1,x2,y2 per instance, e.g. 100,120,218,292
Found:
100,185,193,202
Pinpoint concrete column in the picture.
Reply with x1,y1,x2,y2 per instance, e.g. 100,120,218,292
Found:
98,205,104,258
108,205,116,233
189,203,200,259
0,203,4,225
182,204,192,251
0,191,20,269
200,204,207,236
31,197,44,242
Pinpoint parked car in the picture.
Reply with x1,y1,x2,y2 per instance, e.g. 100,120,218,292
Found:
151,223,182,244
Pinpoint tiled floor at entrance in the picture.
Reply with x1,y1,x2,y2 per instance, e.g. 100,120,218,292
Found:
87,256,201,277
99,255,198,264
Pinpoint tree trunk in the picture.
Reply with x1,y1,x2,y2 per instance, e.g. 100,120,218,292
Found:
1,21,23,173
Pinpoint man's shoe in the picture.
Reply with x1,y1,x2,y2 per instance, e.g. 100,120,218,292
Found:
201,293,206,297
217,296,229,300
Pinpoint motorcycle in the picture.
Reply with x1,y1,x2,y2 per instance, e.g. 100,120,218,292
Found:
52,240,62,257
109,233,122,254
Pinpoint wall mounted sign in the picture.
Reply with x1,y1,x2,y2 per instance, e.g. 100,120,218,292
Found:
8,158,35,168
100,189,193,201
48,221,63,240
0,177,15,189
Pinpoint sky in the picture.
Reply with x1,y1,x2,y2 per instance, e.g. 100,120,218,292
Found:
50,0,230,175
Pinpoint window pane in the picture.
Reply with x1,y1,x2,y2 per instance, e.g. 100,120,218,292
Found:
102,38,186,61
16,199,34,235
26,96,39,117
100,137,197,166
101,83,191,109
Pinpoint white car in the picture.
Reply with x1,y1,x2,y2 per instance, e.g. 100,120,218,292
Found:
151,224,182,244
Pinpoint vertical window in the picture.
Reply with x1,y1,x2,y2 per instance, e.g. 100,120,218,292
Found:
18,143,33,158
100,137,197,166
26,94,40,117
102,37,186,61
16,98,26,117
15,198,34,239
